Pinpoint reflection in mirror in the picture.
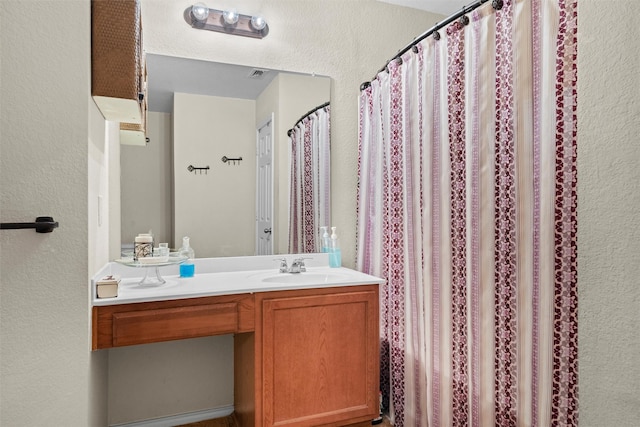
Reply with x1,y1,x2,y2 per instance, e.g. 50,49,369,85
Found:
287,103,331,254
120,54,331,258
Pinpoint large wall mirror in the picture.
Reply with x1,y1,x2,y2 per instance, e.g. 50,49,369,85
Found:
121,54,331,258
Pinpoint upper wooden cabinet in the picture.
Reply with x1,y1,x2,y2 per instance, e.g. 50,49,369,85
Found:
91,0,147,144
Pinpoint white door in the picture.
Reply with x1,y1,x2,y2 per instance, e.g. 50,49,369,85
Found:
256,115,274,255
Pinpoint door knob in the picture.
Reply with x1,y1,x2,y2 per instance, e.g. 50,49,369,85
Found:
264,228,272,234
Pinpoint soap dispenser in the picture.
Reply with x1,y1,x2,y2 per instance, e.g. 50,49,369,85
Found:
329,227,341,268
179,236,195,278
320,226,330,253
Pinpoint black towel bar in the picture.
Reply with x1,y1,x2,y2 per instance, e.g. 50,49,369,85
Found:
0,216,59,233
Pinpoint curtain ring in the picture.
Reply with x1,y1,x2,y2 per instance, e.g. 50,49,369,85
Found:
492,0,504,10
433,30,441,40
459,15,469,26
412,45,419,54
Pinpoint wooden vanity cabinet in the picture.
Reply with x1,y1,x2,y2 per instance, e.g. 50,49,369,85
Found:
236,285,380,427
92,284,380,426
91,294,255,350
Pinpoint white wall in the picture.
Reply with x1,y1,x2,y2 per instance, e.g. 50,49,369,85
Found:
173,93,256,258
108,336,234,424
577,1,640,425
121,112,174,248
0,0,107,425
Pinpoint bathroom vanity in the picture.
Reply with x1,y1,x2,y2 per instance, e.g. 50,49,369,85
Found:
91,255,383,427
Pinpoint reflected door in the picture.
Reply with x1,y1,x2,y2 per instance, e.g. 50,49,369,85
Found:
256,115,274,255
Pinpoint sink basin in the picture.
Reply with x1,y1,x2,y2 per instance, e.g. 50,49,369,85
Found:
260,272,350,284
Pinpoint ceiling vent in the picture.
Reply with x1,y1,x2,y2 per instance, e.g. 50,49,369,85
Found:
248,68,269,79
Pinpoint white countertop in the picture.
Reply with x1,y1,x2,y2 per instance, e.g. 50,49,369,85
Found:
92,253,384,306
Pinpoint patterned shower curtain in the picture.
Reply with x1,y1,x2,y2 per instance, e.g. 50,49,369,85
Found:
356,0,577,426
288,105,331,253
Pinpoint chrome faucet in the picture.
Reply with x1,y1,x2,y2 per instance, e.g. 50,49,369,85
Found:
273,257,308,274
289,258,307,274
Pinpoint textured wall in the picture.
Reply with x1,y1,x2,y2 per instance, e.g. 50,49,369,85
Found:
0,1,100,425
577,1,640,425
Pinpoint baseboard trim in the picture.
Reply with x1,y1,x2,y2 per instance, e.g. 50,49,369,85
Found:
110,405,235,427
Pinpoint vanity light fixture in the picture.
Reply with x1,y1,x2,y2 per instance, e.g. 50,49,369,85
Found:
184,4,269,39
191,2,209,21
250,15,266,31
222,9,239,25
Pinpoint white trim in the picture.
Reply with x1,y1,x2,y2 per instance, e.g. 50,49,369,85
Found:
110,405,234,427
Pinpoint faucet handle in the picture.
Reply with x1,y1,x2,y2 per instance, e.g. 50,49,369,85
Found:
291,257,310,272
273,258,288,273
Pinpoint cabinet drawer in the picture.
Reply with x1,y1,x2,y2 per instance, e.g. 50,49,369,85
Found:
92,294,255,350
112,303,238,347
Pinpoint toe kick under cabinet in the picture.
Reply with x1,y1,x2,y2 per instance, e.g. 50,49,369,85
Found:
92,285,379,427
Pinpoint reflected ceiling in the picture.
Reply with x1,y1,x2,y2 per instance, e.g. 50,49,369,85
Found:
146,54,280,113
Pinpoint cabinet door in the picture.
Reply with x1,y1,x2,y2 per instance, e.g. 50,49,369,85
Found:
91,0,145,124
260,286,379,427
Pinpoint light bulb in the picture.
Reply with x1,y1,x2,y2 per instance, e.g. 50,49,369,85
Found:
250,15,266,31
222,9,239,25
191,3,209,21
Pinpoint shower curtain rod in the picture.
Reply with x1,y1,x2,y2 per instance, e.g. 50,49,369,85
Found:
360,0,503,91
287,101,330,136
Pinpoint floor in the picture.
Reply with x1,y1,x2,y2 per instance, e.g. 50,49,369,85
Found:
176,413,237,427
176,413,393,427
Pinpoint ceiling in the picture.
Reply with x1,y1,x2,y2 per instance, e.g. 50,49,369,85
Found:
147,1,467,113
377,0,468,15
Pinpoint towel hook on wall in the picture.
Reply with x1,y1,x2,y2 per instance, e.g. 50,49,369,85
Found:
0,216,59,233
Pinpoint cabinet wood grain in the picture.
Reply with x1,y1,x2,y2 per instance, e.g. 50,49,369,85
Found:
112,303,238,347
92,294,254,350
246,285,379,427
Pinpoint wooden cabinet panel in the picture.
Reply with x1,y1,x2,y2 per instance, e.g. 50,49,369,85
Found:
112,303,238,347
257,286,379,427
92,294,254,350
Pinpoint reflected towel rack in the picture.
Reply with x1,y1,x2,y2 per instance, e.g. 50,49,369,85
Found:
287,102,330,136
187,165,210,174
1,216,59,233
221,156,242,165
